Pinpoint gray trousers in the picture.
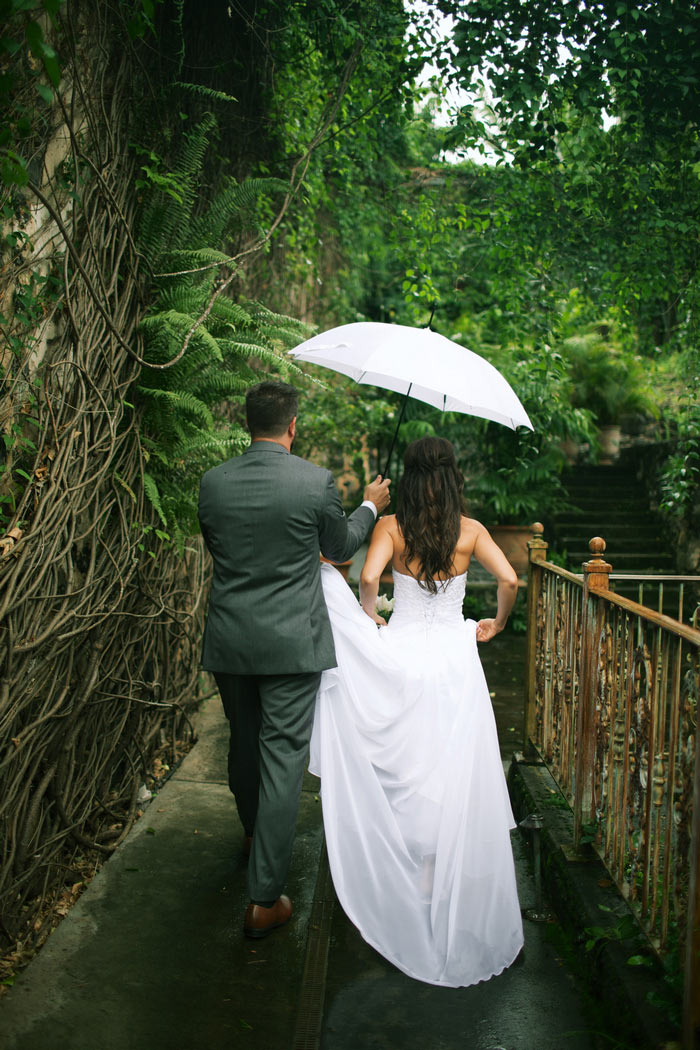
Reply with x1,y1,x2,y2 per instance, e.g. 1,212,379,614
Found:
214,670,322,905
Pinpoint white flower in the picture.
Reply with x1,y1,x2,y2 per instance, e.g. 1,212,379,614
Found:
376,594,395,613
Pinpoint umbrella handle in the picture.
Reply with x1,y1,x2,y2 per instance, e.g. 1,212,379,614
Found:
381,385,411,480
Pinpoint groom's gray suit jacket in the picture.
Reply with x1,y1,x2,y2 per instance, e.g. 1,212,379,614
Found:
198,441,375,675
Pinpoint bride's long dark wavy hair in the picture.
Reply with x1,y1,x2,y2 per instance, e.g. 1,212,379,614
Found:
396,436,468,593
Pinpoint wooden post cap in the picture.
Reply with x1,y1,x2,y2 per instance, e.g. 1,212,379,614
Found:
583,535,612,584
527,521,548,561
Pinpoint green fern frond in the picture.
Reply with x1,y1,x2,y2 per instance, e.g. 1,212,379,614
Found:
174,81,238,105
208,297,255,328
173,424,248,461
138,114,216,256
218,338,283,362
140,310,225,365
138,387,214,427
246,302,313,338
143,472,167,526
191,371,250,400
155,287,210,316
157,247,231,271
190,177,288,244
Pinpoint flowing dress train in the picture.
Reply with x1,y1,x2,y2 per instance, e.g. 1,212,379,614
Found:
308,563,524,988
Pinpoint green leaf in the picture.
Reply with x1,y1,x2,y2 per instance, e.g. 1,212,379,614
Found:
0,37,22,56
36,82,53,104
1,150,28,186
24,20,43,58
42,50,61,87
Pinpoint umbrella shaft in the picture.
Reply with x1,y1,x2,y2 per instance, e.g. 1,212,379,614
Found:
381,385,411,481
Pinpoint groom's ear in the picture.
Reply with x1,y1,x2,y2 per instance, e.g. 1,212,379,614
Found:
289,416,297,439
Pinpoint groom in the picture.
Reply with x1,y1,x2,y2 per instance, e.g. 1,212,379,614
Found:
198,380,390,937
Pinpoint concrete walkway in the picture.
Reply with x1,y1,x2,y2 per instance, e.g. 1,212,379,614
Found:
1,658,617,1050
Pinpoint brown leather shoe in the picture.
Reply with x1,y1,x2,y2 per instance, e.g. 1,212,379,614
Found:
243,895,292,939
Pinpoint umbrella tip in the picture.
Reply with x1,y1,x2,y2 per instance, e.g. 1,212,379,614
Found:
426,303,437,331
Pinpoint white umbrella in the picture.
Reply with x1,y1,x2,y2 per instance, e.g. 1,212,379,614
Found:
289,321,533,474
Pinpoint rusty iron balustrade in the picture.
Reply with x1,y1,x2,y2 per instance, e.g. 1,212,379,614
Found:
523,524,700,1049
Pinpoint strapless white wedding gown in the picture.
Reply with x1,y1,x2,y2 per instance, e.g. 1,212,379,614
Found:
308,563,524,988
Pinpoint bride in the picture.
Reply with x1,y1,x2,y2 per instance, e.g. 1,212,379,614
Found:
309,436,524,987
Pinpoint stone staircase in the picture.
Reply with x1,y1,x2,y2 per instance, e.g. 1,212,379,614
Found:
550,463,676,597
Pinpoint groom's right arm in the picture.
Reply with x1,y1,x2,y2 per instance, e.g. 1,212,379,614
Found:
318,473,389,563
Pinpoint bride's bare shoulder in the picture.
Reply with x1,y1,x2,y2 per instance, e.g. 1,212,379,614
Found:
377,513,399,533
458,515,489,551
459,514,487,535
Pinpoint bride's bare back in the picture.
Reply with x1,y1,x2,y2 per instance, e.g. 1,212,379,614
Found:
363,513,512,581
359,513,518,641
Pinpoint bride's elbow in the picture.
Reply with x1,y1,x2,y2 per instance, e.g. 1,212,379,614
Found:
501,569,519,591
360,569,380,589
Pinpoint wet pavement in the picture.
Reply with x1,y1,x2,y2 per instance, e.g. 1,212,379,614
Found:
0,630,618,1050
320,826,602,1050
479,628,527,758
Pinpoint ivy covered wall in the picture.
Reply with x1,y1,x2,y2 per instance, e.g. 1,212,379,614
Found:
0,0,414,975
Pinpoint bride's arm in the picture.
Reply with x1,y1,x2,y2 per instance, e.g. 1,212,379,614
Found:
472,523,519,642
359,517,394,625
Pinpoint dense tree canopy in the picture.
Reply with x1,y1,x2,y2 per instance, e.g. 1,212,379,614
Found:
2,0,699,533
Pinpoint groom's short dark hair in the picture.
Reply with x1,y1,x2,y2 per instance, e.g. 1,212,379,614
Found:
246,381,299,438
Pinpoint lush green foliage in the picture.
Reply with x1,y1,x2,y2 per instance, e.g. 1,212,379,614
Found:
397,1,700,528
135,120,310,542
0,0,63,189
238,0,417,325
5,0,698,537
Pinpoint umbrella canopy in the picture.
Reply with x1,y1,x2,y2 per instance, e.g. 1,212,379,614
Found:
288,321,533,431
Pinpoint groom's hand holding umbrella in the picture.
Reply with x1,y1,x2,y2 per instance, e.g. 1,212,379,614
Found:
364,474,391,515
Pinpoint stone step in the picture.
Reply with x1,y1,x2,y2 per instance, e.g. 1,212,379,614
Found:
561,467,644,484
564,494,650,509
557,525,662,539
563,553,675,570
557,530,663,548
562,482,643,496
555,510,658,526
553,466,673,581
557,518,661,533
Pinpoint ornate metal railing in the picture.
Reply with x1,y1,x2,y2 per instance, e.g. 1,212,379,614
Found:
608,574,700,626
524,524,700,1047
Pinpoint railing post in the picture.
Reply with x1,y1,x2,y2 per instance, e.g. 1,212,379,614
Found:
684,729,700,1050
524,522,548,754
574,537,612,846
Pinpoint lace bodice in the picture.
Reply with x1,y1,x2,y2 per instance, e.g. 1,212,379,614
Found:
389,569,467,630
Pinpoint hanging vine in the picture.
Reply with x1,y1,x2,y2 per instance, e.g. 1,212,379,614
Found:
0,0,305,975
